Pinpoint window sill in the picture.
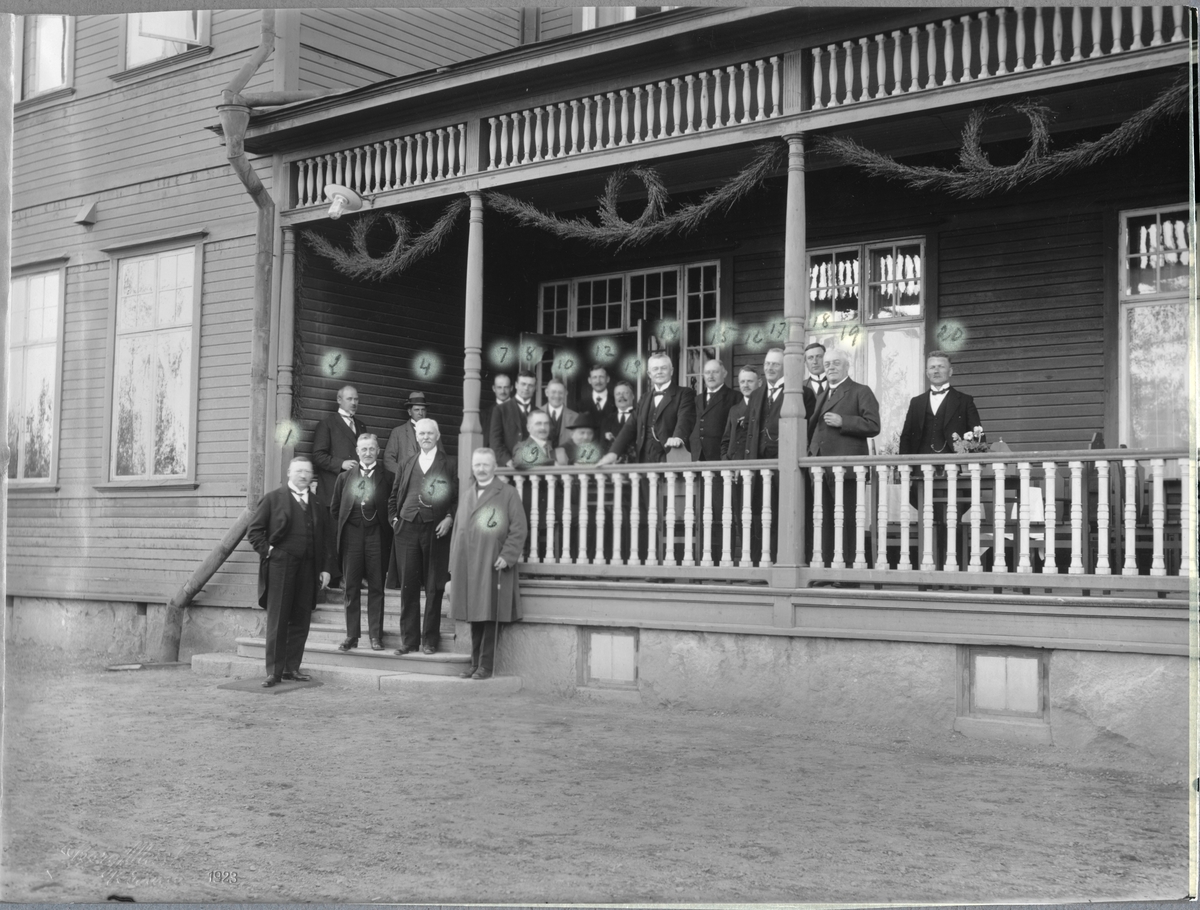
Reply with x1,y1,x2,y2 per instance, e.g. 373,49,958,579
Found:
14,86,75,115
6,482,61,495
953,715,1051,745
94,479,199,493
110,45,213,83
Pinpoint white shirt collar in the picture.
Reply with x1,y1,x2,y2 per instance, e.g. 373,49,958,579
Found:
654,384,670,394
930,384,950,393
828,378,847,390
359,462,375,473
418,448,437,469
287,482,308,499
477,478,495,488
338,408,354,419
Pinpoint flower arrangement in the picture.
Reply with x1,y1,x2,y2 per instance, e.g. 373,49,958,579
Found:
951,426,990,454
875,431,901,457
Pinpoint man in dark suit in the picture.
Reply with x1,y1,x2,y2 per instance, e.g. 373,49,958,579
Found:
598,352,696,465
543,378,578,450
809,346,881,566
311,385,367,510
330,434,393,652
247,457,335,687
898,350,981,455
388,418,458,655
480,373,512,451
573,364,617,427
489,370,537,467
721,365,760,559
601,381,637,459
383,391,438,475
898,350,982,568
690,359,740,461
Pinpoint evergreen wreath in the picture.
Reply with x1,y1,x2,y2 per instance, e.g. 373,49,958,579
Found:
815,81,1188,199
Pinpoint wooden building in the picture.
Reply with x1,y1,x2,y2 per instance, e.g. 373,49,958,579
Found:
7,7,1194,758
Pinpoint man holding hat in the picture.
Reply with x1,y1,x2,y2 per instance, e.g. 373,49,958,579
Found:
384,392,443,476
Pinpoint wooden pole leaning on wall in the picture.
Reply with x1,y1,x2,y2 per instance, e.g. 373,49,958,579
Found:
460,191,486,493
773,132,809,583
1,16,14,676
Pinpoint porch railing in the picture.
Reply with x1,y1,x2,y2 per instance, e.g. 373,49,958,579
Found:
811,5,1188,109
293,123,469,208
485,56,782,170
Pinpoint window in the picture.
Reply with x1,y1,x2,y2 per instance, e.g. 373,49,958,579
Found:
807,238,926,450
578,7,637,31
1119,206,1190,449
961,647,1047,720
109,245,200,481
13,15,73,101
8,269,63,481
580,628,638,688
124,11,209,69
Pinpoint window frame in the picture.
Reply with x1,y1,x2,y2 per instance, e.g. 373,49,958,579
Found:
116,11,212,79
8,259,68,489
12,14,75,109
1116,203,1190,450
958,646,1049,721
100,234,205,489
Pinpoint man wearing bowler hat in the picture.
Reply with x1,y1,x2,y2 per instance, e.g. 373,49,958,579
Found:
384,391,444,476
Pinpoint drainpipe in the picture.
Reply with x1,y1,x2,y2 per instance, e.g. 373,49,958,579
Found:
157,10,327,662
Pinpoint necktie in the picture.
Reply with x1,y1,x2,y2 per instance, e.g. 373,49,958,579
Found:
293,493,307,511
595,396,603,407
619,411,628,424
343,416,355,430
931,388,949,397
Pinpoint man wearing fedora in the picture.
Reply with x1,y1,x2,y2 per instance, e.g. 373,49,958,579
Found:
384,391,441,476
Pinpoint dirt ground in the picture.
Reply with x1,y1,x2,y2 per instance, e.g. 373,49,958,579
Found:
1,649,1191,906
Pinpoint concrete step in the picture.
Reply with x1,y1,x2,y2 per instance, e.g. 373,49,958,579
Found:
192,652,521,694
235,636,470,677
310,607,464,653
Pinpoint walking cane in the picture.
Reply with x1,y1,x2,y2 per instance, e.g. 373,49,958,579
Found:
492,570,501,678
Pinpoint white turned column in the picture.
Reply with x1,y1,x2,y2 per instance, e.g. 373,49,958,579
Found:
1068,461,1084,573
593,473,607,566
920,464,936,570
276,227,298,473
546,107,558,159
811,466,825,567
619,89,631,144
544,474,558,564
661,81,672,138
570,100,581,154
907,27,921,92
700,471,715,567
842,42,855,104
1149,458,1165,575
1111,6,1124,53
853,466,868,569
631,88,644,143
925,23,938,88
646,472,660,566
761,468,775,568
827,45,841,106
664,471,678,566
1151,6,1164,46
425,130,436,178
1032,8,1045,67
628,473,641,566
1095,460,1111,574
1090,7,1104,58
831,465,846,567
811,49,824,109
669,79,682,136
968,462,983,573
770,56,782,116
1171,6,1184,42
528,474,542,563
530,110,542,161
722,469,737,567
560,474,574,564
697,74,709,130
945,464,959,572
876,465,890,569
1051,7,1064,64
610,473,623,566
1131,6,1144,50
959,15,973,82
890,30,903,96
1121,459,1137,575
977,12,990,77
996,9,1010,75
1016,462,1032,573
859,37,871,101
460,192,486,492
898,464,912,571
496,118,509,168
1180,458,1191,575
1014,7,1028,71
681,471,695,565
581,97,593,150
739,469,756,565
992,461,1007,572
576,473,591,564
1042,461,1058,574
712,71,725,125
512,475,526,561
1070,7,1084,61
754,60,768,120
941,19,956,86
606,92,618,148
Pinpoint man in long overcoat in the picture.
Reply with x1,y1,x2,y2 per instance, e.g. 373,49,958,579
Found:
448,448,528,680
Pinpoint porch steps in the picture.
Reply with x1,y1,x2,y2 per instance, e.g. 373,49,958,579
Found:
235,635,470,676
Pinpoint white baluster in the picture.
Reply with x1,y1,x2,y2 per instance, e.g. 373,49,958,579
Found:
512,476,527,562
1171,5,1184,42
770,56,782,116
811,48,825,109
385,139,398,189
596,95,607,149
1111,6,1124,52
890,30,903,96
661,81,673,138
581,97,593,151
859,37,871,101
700,471,714,566
1095,460,1111,574
458,124,467,175
1068,7,1083,61
697,73,710,130
920,464,936,570
941,19,956,86
576,472,590,565
1179,458,1191,575
907,27,921,93
977,11,991,77
1090,6,1104,58
570,100,581,154
898,464,912,571
682,471,696,567
1131,6,1144,50
1017,462,1032,573
606,91,617,148
354,146,365,193
811,466,825,567
629,472,641,567
761,469,774,568
663,472,678,566
991,462,1007,572
543,474,558,564
1121,459,1137,575
546,106,557,159
740,469,755,566
560,474,574,563
1068,461,1084,573
1032,8,1045,67
925,23,938,88
996,8,1009,74
1052,7,1066,64
610,473,623,566
876,465,890,569
683,77,695,133
754,60,767,120
945,464,959,572
632,87,644,142
594,473,607,566
1149,459,1165,575
495,120,508,169
722,469,737,567
853,466,868,569
827,45,840,106
671,80,683,136
296,160,308,207
709,72,723,127
831,465,846,567
373,142,385,190
425,131,436,181
1042,461,1058,574
960,15,973,81
968,462,984,572
518,113,531,164
527,474,542,563
1151,6,1163,46
619,89,631,145
646,472,659,566
841,42,855,104
438,130,450,179
741,62,753,121
1014,7,1028,71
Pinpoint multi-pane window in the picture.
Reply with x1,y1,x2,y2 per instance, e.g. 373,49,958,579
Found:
540,283,569,336
8,270,61,481
16,15,71,99
125,11,208,69
628,269,678,327
575,275,624,334
684,264,719,391
111,247,197,479
1119,206,1190,449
